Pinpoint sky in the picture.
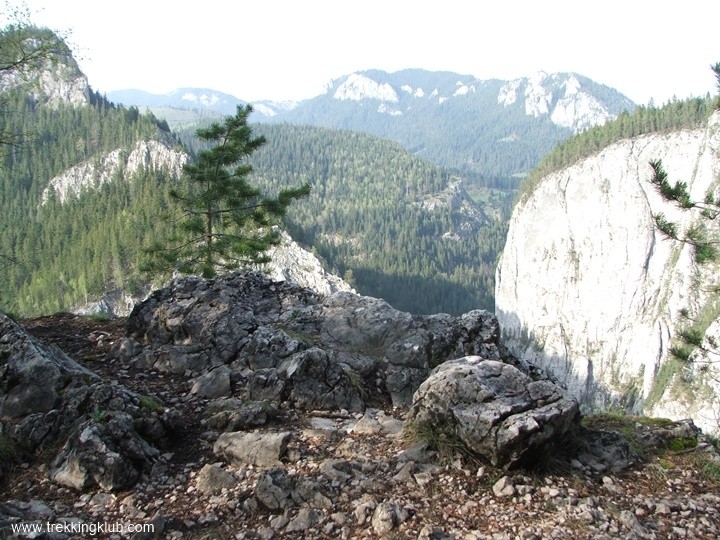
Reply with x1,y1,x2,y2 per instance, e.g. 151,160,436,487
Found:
3,0,719,105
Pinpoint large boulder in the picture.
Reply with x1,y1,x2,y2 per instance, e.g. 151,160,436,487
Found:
50,411,160,491
0,313,99,419
213,431,291,467
406,357,580,468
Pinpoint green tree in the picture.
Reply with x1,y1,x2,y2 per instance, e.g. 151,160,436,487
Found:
650,159,719,264
146,104,310,278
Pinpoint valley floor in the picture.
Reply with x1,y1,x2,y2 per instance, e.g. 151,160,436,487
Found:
1,314,719,539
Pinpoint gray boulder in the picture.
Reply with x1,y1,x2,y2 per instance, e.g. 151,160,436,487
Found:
195,464,237,495
406,357,580,468
281,348,363,411
0,313,99,419
190,365,234,399
205,399,277,431
50,411,159,491
255,468,295,511
213,431,291,467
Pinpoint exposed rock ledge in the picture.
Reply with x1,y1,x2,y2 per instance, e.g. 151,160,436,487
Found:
40,139,188,205
2,275,720,539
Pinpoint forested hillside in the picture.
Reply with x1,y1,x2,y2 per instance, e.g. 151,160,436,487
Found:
0,84,177,316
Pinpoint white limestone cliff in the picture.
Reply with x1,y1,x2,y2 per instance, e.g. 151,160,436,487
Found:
41,139,189,205
333,73,399,102
497,72,624,132
0,45,89,107
496,112,720,434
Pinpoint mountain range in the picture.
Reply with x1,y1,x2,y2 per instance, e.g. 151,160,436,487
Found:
109,69,636,178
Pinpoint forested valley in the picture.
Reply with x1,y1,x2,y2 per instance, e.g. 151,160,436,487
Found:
1,85,511,317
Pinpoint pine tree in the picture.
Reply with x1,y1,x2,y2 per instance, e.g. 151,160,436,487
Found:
145,104,310,278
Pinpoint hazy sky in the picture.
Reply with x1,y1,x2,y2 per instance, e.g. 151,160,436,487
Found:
4,0,719,105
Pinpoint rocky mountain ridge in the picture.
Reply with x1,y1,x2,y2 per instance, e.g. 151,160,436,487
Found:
109,69,635,178
320,70,631,133
496,110,720,435
0,30,89,108
497,71,625,132
119,69,630,134
40,138,188,205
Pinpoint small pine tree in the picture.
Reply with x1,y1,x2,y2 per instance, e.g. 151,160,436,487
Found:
145,104,310,278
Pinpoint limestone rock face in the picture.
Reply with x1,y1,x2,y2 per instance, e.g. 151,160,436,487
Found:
0,46,89,107
406,357,580,468
41,139,188,205
127,272,505,408
0,312,178,491
261,229,355,297
497,72,634,132
0,313,99,419
496,112,720,433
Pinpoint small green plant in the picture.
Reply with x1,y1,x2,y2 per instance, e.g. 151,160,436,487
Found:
582,410,677,456
428,355,445,369
700,458,720,483
669,345,694,363
666,436,698,452
138,395,164,412
344,370,367,400
89,409,108,422
404,419,476,465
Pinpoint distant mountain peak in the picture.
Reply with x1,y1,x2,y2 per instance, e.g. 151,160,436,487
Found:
497,71,635,132
107,87,246,116
332,73,399,102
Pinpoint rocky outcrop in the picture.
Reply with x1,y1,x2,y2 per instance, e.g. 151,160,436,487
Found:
0,312,178,491
0,40,89,107
0,313,99,418
71,230,353,318
72,288,145,318
496,111,720,433
261,229,355,296
406,357,580,468
497,72,634,132
126,271,505,409
4,295,720,539
40,139,188,205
